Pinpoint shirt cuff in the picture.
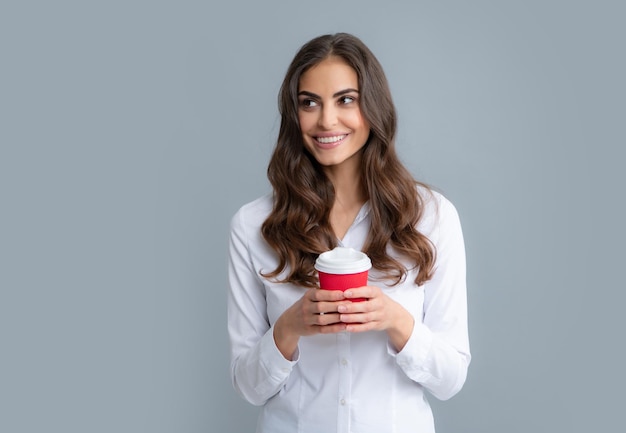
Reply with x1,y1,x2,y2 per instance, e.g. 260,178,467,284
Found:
262,325,299,373
387,321,434,381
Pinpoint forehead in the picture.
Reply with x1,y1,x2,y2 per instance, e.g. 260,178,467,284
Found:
298,56,359,92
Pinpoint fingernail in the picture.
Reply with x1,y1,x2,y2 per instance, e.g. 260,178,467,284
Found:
345,290,352,297
337,305,346,313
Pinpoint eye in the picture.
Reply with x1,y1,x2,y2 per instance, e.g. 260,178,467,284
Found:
299,98,318,109
339,95,356,105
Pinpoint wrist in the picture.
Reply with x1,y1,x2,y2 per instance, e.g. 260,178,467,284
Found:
273,315,299,360
387,306,414,352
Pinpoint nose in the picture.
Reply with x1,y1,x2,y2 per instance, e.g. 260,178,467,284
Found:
318,105,338,129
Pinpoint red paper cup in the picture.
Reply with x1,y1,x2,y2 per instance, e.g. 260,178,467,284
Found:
315,247,371,302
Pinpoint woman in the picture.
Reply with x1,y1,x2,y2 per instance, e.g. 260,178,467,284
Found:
228,33,470,433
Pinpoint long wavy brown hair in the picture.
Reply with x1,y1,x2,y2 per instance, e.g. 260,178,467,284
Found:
261,33,436,288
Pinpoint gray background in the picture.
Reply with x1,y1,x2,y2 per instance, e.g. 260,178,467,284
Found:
1,0,624,432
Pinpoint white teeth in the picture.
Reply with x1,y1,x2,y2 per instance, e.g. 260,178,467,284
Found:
317,135,346,144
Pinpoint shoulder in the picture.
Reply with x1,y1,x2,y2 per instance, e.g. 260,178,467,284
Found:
230,193,273,232
416,184,456,216
228,193,280,274
416,185,461,235
233,193,273,219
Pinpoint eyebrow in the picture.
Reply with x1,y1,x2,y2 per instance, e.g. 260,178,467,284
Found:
298,88,360,98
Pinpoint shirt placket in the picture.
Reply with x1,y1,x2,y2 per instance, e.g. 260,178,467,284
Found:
336,332,351,433
336,202,369,433
337,203,370,250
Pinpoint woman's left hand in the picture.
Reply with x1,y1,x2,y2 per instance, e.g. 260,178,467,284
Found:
338,286,415,351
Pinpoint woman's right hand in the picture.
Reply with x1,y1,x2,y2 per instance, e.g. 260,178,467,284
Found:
273,288,349,360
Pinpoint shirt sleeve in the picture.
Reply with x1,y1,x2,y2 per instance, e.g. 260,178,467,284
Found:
387,195,471,401
227,207,298,406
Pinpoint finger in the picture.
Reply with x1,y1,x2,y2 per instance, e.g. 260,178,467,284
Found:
337,299,374,314
340,311,377,324
311,289,346,302
315,300,352,316
317,322,348,334
314,312,343,325
307,307,338,321
343,286,375,300
345,321,377,333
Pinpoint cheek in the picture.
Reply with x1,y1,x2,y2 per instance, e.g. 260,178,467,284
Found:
347,111,367,130
359,116,371,136
353,118,370,138
298,112,315,133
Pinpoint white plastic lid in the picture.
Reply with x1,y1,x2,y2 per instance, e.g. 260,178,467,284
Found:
314,247,372,274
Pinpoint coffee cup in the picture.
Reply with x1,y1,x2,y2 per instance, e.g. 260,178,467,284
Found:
314,247,371,302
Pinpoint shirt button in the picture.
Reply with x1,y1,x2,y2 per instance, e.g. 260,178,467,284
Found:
340,398,346,405
341,358,348,366
281,368,290,373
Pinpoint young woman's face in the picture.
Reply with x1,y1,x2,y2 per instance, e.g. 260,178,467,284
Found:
297,57,370,170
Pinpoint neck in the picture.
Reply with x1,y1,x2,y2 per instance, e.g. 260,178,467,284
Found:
327,166,367,210
324,157,366,208
334,178,366,210
326,166,366,240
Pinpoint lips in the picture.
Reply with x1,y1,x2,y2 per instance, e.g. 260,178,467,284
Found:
314,134,348,149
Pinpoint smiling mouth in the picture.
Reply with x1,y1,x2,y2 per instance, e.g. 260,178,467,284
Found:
315,134,347,144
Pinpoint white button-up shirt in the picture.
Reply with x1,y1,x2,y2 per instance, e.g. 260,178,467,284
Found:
227,189,470,433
